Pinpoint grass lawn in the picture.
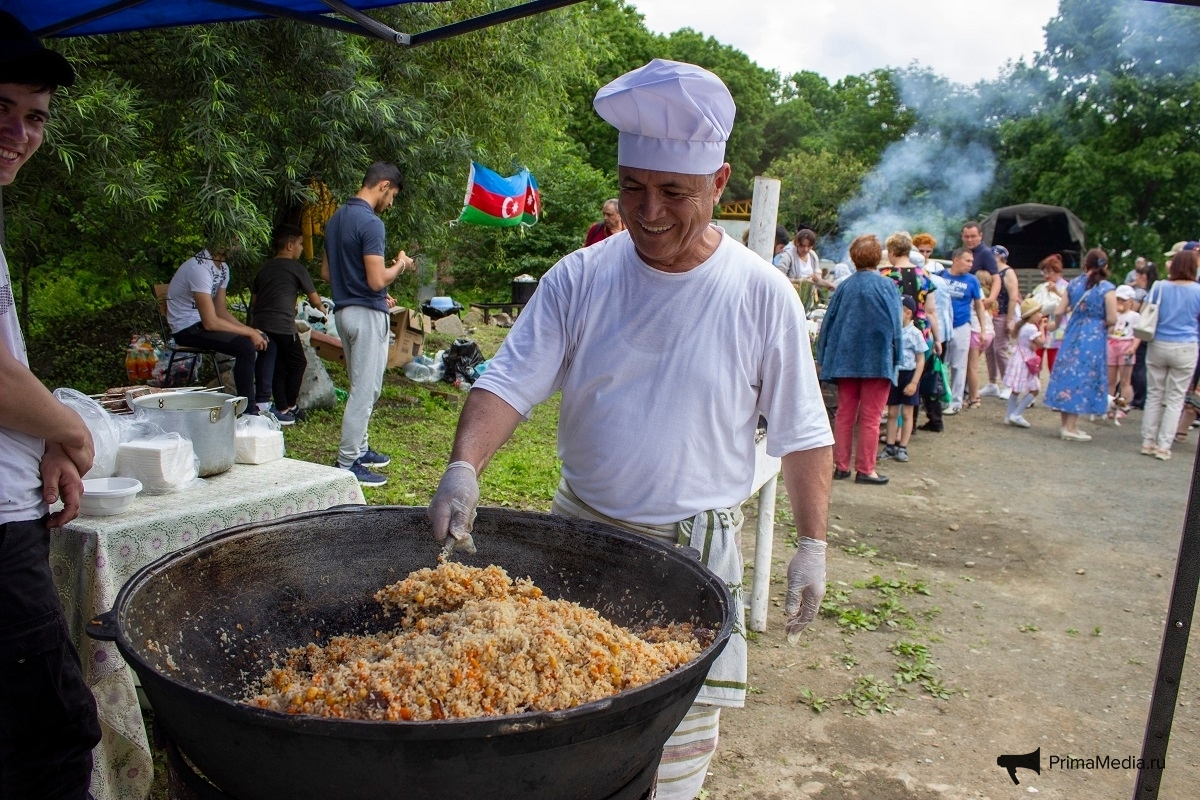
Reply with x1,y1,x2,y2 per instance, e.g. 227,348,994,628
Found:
283,324,563,510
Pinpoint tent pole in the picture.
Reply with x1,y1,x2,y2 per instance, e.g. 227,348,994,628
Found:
210,0,366,37
35,0,150,37
1133,446,1200,798
316,0,410,44
407,0,584,47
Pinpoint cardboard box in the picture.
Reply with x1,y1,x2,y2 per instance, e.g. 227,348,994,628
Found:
310,309,427,369
387,307,428,369
309,329,345,365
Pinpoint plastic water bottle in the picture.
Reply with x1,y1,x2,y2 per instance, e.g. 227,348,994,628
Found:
405,361,432,381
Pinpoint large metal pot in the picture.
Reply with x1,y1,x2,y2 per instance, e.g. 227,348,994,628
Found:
87,506,733,800
130,391,246,476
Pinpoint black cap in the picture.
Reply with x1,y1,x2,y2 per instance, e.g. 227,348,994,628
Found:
0,11,75,89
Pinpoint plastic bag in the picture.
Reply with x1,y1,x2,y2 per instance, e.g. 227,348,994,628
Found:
151,347,200,387
124,334,159,383
441,339,485,384
235,413,285,464
404,354,445,383
53,388,120,479
114,433,203,494
930,354,953,405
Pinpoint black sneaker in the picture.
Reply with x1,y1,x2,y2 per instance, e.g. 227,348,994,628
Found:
335,459,387,487
918,421,944,432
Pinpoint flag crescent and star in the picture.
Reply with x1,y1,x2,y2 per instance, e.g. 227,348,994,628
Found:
458,161,541,228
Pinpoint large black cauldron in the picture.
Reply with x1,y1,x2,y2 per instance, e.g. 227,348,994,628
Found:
88,506,732,800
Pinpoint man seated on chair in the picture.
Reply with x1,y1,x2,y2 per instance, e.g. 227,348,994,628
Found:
166,241,271,410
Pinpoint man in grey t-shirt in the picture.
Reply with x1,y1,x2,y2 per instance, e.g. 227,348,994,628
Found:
320,162,414,486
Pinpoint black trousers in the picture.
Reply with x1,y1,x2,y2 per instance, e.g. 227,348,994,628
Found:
265,331,308,410
918,353,944,429
1131,340,1149,408
0,517,101,799
174,324,270,404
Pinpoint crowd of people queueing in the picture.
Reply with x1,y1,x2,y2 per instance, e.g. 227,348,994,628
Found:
794,223,1200,484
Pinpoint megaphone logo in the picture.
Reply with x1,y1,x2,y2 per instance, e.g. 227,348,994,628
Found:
996,747,1041,784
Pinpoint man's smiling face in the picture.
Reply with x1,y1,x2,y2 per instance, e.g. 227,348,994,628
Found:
0,83,51,186
617,165,728,272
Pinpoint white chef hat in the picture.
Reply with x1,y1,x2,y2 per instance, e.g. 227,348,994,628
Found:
593,59,736,175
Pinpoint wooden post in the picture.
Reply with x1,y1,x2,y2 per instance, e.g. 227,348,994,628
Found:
747,177,780,262
745,177,783,632
750,473,777,632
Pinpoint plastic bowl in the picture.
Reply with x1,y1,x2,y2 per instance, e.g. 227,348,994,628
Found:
80,477,143,517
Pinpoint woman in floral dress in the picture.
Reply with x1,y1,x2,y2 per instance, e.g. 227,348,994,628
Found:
1045,249,1118,441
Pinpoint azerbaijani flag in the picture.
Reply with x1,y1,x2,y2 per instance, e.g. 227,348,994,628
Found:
458,162,540,227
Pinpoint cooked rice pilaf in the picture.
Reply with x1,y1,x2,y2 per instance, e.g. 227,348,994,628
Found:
247,562,704,721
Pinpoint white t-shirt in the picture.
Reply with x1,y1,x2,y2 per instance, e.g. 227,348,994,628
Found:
167,250,230,333
1110,309,1141,340
0,245,48,524
473,228,833,525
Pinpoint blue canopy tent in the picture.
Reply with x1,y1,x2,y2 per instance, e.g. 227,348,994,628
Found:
5,0,583,47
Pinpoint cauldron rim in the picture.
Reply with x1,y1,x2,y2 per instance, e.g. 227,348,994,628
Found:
99,505,735,741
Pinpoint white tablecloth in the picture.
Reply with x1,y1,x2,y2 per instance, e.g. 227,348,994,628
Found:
50,459,365,800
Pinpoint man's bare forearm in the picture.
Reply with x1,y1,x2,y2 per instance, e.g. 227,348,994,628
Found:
781,446,832,543
0,348,89,447
449,389,524,474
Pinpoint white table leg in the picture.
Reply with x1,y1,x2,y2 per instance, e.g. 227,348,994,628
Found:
749,474,777,632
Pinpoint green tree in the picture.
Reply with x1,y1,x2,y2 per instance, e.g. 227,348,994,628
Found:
990,0,1200,260
5,1,602,327
765,149,868,238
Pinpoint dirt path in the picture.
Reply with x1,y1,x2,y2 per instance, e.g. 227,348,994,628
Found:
713,395,1200,800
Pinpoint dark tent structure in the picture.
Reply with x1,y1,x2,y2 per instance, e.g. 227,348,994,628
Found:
8,0,581,48
980,203,1086,271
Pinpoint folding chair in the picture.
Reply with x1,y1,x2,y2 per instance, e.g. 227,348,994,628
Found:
152,284,228,389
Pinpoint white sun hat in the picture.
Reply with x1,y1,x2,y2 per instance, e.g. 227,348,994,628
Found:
593,59,736,175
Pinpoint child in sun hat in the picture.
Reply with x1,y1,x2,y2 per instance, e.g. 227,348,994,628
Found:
1003,297,1047,428
1107,284,1141,420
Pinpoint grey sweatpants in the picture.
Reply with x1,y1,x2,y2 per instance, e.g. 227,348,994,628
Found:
335,304,389,467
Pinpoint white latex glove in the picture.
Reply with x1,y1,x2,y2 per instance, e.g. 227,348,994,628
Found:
785,536,827,644
428,461,479,555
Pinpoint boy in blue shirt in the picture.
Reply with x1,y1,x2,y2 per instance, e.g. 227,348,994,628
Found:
881,296,928,462
941,248,985,413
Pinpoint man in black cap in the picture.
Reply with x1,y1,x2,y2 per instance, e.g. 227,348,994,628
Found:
0,11,103,798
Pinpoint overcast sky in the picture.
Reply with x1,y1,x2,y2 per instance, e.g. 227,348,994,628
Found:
630,0,1061,85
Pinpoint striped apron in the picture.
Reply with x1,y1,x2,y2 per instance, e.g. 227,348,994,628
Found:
552,479,747,800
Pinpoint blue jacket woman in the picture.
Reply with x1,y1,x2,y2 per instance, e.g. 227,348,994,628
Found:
816,235,902,484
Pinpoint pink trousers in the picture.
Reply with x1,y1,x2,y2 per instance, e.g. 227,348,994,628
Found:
834,378,892,475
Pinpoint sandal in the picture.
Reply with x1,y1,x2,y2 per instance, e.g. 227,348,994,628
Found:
1176,432,1189,443
966,398,982,409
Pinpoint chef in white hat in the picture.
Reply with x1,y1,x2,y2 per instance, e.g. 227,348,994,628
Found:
429,59,833,799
